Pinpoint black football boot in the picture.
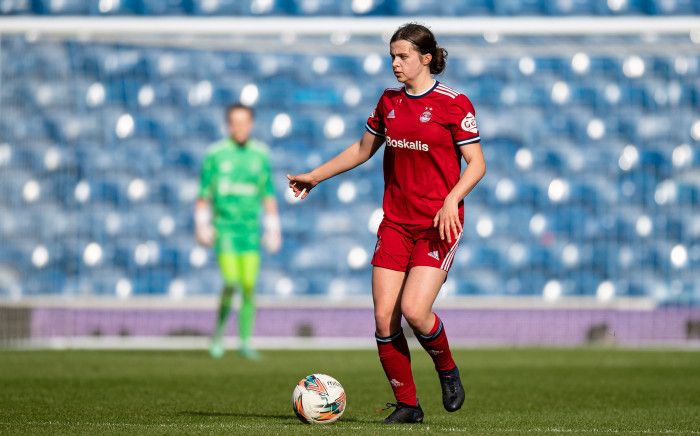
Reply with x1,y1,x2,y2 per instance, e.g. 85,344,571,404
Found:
382,402,424,424
438,367,466,412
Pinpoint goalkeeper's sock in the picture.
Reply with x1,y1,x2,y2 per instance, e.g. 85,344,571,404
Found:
214,285,235,339
376,329,418,407
239,288,256,347
414,313,456,373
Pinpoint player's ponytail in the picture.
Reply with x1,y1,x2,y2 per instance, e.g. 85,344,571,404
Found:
430,46,447,75
390,23,448,75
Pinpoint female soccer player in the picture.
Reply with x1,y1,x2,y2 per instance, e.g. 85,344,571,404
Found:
288,23,486,423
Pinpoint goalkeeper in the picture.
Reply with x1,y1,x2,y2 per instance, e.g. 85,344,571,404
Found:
195,103,281,360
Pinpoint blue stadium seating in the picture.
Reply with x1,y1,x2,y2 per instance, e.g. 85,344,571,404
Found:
2,0,699,15
0,5,699,303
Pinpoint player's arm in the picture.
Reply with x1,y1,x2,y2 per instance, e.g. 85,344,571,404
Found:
194,198,215,247
434,93,486,243
261,151,282,253
434,143,486,243
195,154,216,247
261,197,281,253
263,196,279,216
287,131,384,200
450,142,486,202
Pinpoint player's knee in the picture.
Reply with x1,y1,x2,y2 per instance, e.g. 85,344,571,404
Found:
222,284,236,297
374,311,396,338
241,279,256,294
241,289,255,304
401,305,429,330
223,279,238,290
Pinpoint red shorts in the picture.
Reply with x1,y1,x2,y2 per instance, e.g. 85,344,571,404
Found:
371,219,462,273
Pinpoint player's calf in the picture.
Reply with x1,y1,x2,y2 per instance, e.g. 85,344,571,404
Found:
413,314,465,411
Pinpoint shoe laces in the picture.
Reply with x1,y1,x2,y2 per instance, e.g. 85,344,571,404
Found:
377,402,398,413
442,375,458,394
378,402,418,414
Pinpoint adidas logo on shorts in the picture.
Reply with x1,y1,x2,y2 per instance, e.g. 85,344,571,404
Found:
428,250,440,260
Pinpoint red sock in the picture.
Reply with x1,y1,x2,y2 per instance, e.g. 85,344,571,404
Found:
376,329,417,406
415,314,456,373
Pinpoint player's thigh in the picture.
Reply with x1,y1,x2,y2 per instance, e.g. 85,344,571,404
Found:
372,266,406,336
370,220,413,275
238,251,261,295
217,251,242,286
400,266,447,327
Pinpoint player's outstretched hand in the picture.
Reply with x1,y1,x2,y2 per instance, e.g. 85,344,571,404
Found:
433,196,463,243
287,173,318,200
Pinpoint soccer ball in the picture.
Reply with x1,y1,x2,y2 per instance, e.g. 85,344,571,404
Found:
292,374,346,424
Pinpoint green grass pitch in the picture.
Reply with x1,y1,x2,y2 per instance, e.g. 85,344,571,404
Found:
1,348,699,435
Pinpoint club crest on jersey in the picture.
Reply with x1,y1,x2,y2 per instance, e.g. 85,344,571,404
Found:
419,106,432,123
461,112,478,133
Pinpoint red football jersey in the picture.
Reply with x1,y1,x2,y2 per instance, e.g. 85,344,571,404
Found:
365,81,480,229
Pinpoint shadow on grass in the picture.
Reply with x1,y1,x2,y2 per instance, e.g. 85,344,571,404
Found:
180,410,363,423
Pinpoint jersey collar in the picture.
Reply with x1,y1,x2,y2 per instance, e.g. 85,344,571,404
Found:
403,80,439,99
227,137,249,149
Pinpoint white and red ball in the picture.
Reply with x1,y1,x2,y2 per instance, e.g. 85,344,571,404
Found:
291,374,346,424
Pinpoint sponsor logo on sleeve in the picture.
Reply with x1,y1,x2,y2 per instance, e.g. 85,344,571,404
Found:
461,112,478,133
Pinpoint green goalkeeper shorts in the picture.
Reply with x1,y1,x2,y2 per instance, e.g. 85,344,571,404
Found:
217,251,260,290
215,229,260,254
